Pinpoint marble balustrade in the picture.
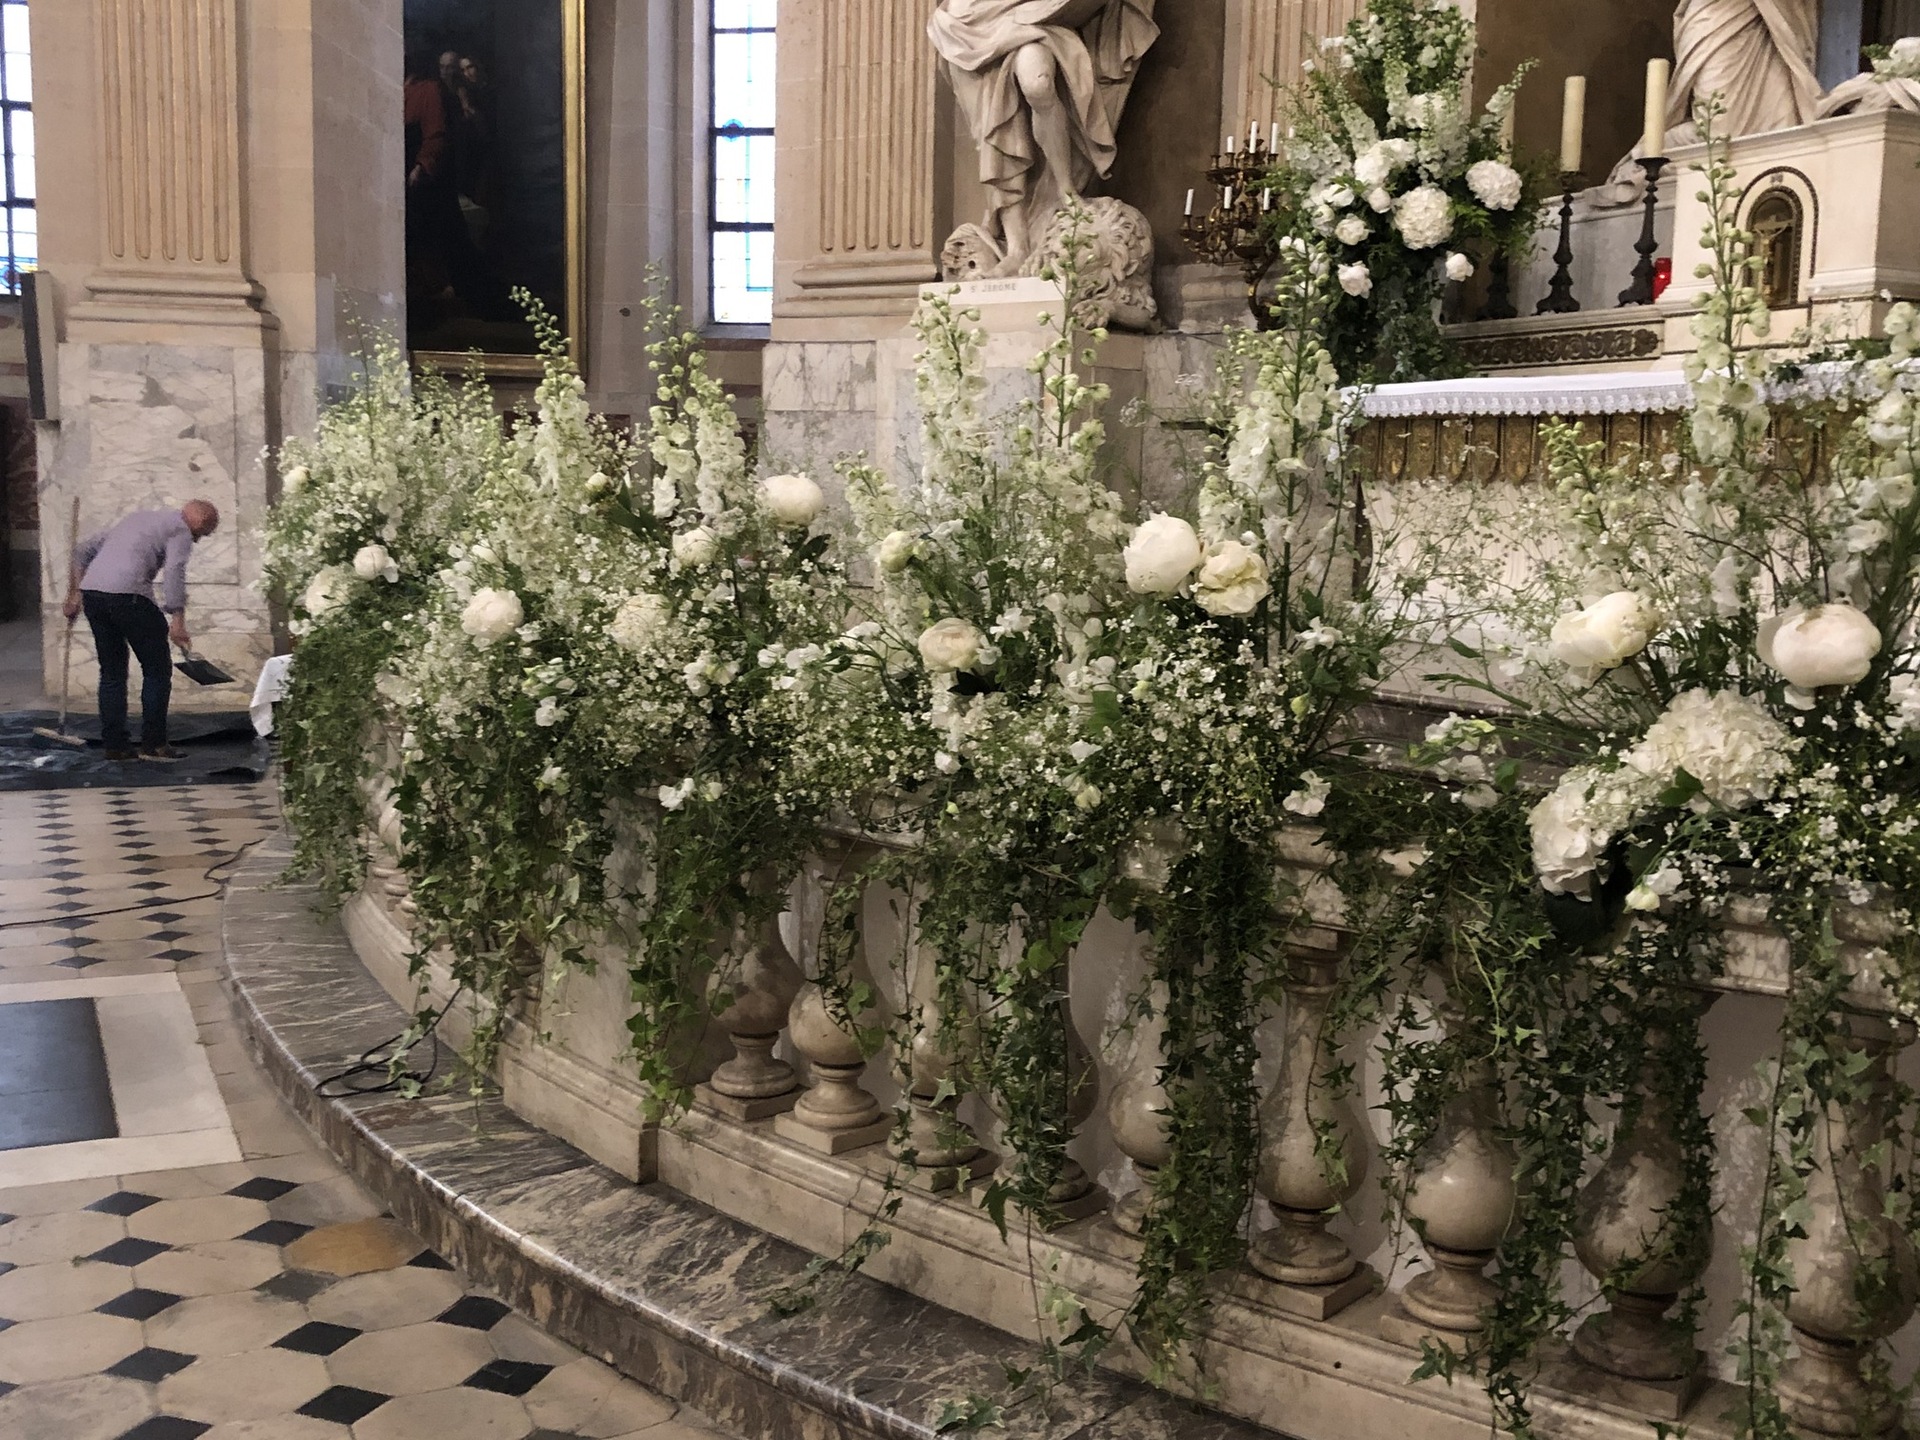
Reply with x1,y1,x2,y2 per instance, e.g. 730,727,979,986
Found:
337,803,1920,1440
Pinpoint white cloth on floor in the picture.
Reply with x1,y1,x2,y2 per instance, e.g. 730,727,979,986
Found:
250,653,293,737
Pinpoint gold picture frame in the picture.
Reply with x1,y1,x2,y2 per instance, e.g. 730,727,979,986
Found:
406,0,586,379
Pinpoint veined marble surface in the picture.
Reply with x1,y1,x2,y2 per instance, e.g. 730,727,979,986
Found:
220,839,1287,1440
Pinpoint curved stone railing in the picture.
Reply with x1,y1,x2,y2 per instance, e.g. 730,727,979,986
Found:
329,797,1920,1440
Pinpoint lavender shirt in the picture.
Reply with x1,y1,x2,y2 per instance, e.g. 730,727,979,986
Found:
75,510,196,614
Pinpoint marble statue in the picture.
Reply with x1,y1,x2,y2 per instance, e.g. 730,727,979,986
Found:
930,0,1159,276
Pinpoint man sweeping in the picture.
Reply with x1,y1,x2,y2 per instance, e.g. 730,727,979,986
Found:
61,500,221,762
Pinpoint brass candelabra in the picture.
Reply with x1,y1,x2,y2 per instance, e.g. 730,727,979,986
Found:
1181,134,1284,327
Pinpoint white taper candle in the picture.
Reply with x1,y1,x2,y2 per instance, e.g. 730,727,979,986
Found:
1642,59,1671,157
1560,76,1587,174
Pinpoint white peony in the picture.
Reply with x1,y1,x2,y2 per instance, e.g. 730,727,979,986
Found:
759,472,825,527
1549,591,1657,672
1123,514,1204,595
608,592,670,653
1445,252,1475,282
1334,215,1371,247
301,565,353,618
1193,541,1271,616
1758,604,1883,690
876,529,920,574
1393,185,1454,250
918,617,985,673
1466,159,1523,212
461,587,523,647
1338,263,1373,298
1624,689,1794,810
282,465,310,496
672,526,718,566
352,544,398,584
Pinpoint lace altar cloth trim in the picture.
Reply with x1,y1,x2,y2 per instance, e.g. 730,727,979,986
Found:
1355,362,1880,420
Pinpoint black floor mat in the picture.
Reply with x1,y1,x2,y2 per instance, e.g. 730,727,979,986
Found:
0,710,271,790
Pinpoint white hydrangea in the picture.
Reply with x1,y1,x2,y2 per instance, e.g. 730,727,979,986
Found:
1530,765,1656,897
1466,159,1523,212
1393,185,1455,249
1623,689,1795,811
1445,252,1475,282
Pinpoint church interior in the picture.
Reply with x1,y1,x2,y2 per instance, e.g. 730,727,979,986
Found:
12,3,1920,1439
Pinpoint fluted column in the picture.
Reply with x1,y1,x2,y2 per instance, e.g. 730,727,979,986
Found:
1225,0,1365,146
1247,942,1374,1319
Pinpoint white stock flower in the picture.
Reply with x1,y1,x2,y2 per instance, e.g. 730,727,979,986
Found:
1393,185,1454,249
1625,864,1683,912
918,617,985,673
1549,592,1657,672
352,544,399,583
1334,215,1371,247
876,530,919,573
1758,604,1883,690
534,696,562,728
1193,541,1271,616
1123,514,1204,595
1466,159,1523,211
1338,263,1373,298
1709,554,1746,618
461,587,523,647
760,472,825,527
651,474,679,519
301,565,353,618
1445,252,1475,282
1283,771,1332,817
658,777,695,811
608,592,670,652
672,526,718,566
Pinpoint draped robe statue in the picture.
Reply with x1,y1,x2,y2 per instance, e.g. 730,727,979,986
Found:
1664,0,1821,143
930,0,1159,275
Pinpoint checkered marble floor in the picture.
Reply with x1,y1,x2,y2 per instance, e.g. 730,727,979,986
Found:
0,785,733,1440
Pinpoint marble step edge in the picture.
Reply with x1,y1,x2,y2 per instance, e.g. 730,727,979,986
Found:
217,837,1280,1440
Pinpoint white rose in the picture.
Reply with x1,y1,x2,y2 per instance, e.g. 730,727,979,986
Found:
1549,591,1657,672
1123,514,1204,595
609,592,670,652
1338,263,1373,298
1393,185,1454,250
352,544,398,583
1193,541,1271,617
876,530,920,573
1334,215,1370,246
301,565,353,618
282,465,310,496
760,472,825,527
1366,187,1393,213
918,617,985,673
672,526,718,566
1325,184,1356,210
460,587,524,647
1445,252,1475,282
1466,159,1523,212
1758,603,1883,689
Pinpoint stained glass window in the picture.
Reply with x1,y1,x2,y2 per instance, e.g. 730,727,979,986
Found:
0,0,30,295
710,0,774,325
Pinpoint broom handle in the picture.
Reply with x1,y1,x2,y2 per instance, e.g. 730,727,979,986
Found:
58,496,78,730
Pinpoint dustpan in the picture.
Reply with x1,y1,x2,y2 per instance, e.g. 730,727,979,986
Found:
175,646,236,686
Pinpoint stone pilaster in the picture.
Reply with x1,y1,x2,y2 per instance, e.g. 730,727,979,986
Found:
1225,0,1365,143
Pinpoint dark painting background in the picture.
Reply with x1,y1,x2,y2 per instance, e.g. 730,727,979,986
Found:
403,0,567,357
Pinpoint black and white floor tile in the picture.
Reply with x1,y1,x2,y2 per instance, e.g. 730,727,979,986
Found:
0,785,731,1440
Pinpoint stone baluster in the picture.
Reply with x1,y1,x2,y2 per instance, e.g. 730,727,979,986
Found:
1106,976,1171,1237
896,937,992,1192
1248,940,1375,1319
697,891,805,1121
1025,986,1105,1224
778,982,891,1151
1777,1007,1919,1437
1379,1004,1518,1350
1565,998,1716,1419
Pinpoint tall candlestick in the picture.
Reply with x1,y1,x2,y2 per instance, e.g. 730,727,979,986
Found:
1641,59,1671,156
1560,75,1587,175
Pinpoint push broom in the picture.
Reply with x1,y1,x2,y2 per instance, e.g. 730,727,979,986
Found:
33,497,86,747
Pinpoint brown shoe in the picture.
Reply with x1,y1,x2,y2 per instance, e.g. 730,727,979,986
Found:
137,745,188,763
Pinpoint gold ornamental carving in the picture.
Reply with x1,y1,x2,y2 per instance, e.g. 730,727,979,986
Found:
1453,326,1665,372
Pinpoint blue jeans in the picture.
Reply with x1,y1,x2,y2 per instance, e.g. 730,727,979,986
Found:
82,591,172,750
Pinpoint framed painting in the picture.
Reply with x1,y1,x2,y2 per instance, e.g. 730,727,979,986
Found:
402,0,585,377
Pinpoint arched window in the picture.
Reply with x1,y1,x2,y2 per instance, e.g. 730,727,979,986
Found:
1748,189,1803,309
0,0,30,295
710,0,775,326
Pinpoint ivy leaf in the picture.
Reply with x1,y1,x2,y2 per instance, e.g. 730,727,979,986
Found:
1657,768,1704,809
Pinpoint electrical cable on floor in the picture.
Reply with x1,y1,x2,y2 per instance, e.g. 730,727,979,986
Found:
0,834,268,929
311,988,460,1099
